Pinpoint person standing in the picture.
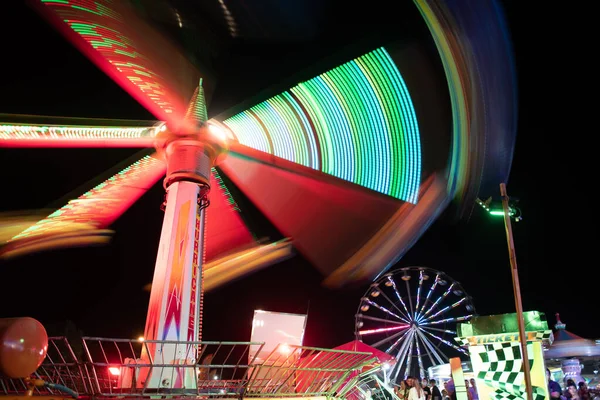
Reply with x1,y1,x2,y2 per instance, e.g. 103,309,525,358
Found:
446,379,456,400
430,379,442,400
422,379,431,400
404,376,415,400
468,379,479,400
396,381,408,400
408,379,426,400
546,369,562,400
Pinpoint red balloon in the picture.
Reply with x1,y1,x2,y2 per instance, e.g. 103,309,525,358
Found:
0,317,48,378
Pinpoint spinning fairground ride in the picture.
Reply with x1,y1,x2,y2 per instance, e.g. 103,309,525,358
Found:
0,0,517,398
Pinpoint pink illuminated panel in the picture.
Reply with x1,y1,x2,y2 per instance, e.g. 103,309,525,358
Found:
249,310,307,363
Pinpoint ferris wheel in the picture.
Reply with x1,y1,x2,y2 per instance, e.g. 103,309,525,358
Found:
355,267,475,382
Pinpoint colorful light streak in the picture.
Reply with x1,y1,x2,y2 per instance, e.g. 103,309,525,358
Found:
3,154,165,248
38,0,202,129
412,0,518,210
0,123,157,147
223,47,421,203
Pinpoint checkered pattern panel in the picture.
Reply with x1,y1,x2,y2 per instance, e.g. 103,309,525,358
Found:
534,330,554,345
470,342,545,400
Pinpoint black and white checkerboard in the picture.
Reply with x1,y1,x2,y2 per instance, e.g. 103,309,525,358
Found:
470,342,546,400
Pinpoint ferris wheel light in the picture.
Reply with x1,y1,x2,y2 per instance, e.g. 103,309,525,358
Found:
356,321,364,328
466,304,474,311
371,290,380,297
361,304,370,312
401,274,411,281
438,279,447,285
384,279,394,287
453,289,463,296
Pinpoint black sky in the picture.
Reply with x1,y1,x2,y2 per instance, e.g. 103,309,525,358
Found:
0,1,588,350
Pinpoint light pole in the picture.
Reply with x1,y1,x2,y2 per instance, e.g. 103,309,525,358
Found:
500,183,533,400
476,184,532,400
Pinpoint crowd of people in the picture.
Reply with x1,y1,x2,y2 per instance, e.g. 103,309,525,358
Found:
369,368,599,400
389,376,479,400
547,369,600,400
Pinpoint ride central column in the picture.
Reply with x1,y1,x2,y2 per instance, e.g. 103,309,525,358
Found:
142,136,212,388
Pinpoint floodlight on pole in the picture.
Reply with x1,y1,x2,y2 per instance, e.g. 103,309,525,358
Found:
475,197,521,221
475,186,532,399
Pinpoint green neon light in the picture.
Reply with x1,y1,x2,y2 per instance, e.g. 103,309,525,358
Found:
223,47,421,203
489,210,514,217
211,168,240,212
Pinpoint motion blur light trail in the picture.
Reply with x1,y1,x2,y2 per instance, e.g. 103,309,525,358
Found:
415,0,517,215
223,47,421,204
0,0,518,289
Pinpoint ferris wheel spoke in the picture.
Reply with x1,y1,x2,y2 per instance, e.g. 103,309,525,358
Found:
361,324,409,338
418,273,440,315
414,270,425,319
404,329,416,377
415,329,438,366
421,296,467,323
422,326,456,334
363,298,405,322
394,329,415,371
421,314,472,327
415,328,447,364
359,314,409,326
414,334,426,379
419,282,455,320
370,326,410,348
359,325,409,336
392,329,415,382
387,276,411,317
404,279,416,319
376,287,412,322
421,327,469,355
385,328,412,353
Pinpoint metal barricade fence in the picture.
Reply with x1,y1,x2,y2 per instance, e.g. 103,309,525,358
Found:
2,337,380,399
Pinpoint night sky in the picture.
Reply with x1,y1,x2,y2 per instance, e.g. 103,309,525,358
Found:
0,0,588,352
